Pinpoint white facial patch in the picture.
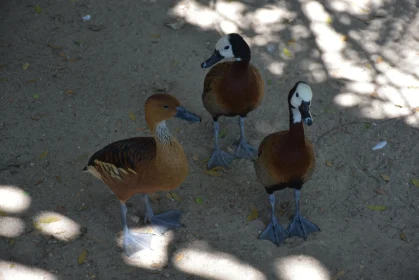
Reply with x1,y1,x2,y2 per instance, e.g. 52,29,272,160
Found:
290,82,313,123
215,35,234,59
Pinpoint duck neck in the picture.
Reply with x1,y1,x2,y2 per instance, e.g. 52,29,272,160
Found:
231,59,250,74
289,105,305,146
152,121,174,145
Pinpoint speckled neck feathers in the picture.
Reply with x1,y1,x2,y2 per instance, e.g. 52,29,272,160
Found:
154,121,173,145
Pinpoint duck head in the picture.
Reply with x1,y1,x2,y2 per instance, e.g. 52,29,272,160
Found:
145,93,202,131
201,33,251,68
288,81,313,126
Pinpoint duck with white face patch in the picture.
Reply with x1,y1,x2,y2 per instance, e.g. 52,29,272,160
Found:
254,81,320,246
200,33,265,170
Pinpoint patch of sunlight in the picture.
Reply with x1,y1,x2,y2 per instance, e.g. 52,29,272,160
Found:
173,245,267,280
347,82,376,95
215,2,246,23
253,7,285,24
170,1,218,29
219,20,239,34
0,217,25,238
268,62,285,75
121,229,173,269
290,24,312,40
0,261,57,280
305,62,328,83
329,0,349,12
359,99,411,119
322,53,373,82
275,255,331,280
379,85,419,109
334,92,364,107
0,185,31,214
384,68,419,89
33,211,80,241
302,1,330,23
307,22,345,52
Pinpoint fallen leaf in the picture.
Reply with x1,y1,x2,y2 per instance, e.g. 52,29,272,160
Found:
192,154,199,161
370,92,379,98
376,56,383,63
326,16,333,24
176,128,181,133
287,38,296,46
283,47,293,58
366,205,387,211
38,216,61,223
78,249,87,264
400,231,406,241
164,19,185,30
414,107,419,112
0,210,6,216
151,262,162,268
267,79,273,85
340,35,347,41
165,193,174,201
33,222,42,230
363,123,371,130
331,269,345,280
74,41,83,45
195,197,204,205
47,43,62,49
174,253,184,263
10,264,15,268
380,174,390,182
58,51,67,58
128,112,136,121
65,90,75,95
365,63,372,69
8,238,16,246
170,192,182,201
394,104,403,108
411,178,419,187
218,129,227,138
22,63,30,70
150,33,161,39
204,167,224,177
25,79,37,83
34,4,42,14
375,188,386,195
326,161,333,167
56,176,62,183
32,94,40,99
34,178,44,185
246,207,258,222
39,150,48,159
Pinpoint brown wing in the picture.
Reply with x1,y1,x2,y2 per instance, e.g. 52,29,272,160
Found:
84,137,156,182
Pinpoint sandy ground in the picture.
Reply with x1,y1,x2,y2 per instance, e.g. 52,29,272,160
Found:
1,0,419,279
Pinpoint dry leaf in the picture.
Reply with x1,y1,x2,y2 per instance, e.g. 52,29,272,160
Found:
195,197,204,204
65,90,75,95
283,47,293,58
414,107,419,112
365,63,372,69
170,192,182,201
34,178,44,185
394,104,403,108
174,253,184,263
10,264,15,268
370,92,379,98
218,129,227,138
376,56,383,63
58,51,67,58
287,38,296,46
25,79,37,83
150,33,161,39
151,262,162,268
340,35,347,41
246,207,258,222
326,161,333,167
165,193,174,201
8,238,16,246
375,188,386,195
400,231,406,241
204,166,227,177
39,150,48,159
34,4,42,14
48,43,62,49
326,16,333,24
38,216,61,223
331,269,345,280
32,94,40,99
78,249,87,264
411,178,419,187
128,112,136,121
366,205,387,211
380,174,390,182
22,63,30,70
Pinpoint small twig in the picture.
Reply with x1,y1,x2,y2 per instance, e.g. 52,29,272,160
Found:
315,113,416,144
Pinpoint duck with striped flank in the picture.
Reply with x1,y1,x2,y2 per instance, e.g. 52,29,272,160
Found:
83,93,201,256
254,81,320,246
201,33,264,169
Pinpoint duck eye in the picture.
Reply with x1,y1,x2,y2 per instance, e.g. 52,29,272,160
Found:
224,46,230,50
163,105,169,109
296,92,299,98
